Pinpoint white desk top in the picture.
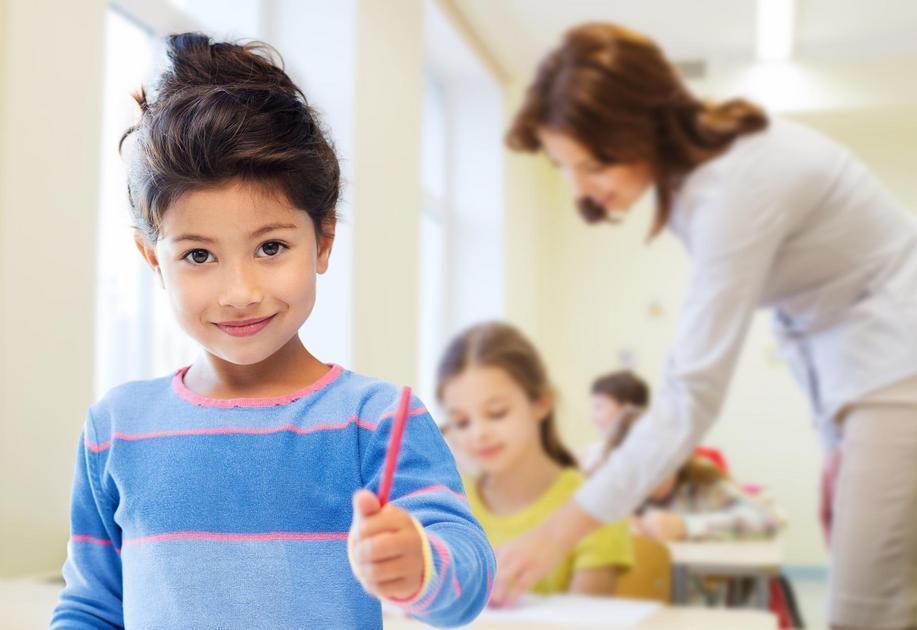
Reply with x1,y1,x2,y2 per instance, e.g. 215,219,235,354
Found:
667,536,784,575
384,606,777,629
4,575,777,630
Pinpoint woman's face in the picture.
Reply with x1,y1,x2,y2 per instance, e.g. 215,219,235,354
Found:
441,366,550,476
537,127,652,218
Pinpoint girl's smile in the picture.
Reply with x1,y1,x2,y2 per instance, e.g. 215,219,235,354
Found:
215,314,277,337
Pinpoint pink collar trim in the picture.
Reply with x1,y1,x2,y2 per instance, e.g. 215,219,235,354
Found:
171,364,345,408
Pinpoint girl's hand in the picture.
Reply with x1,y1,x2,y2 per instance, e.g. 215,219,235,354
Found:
349,490,424,601
640,509,686,541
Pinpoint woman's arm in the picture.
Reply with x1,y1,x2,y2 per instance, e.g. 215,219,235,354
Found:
576,171,790,526
492,166,791,606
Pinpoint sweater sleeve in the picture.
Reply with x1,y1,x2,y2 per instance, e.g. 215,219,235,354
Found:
51,415,124,629
577,168,789,524
358,393,494,628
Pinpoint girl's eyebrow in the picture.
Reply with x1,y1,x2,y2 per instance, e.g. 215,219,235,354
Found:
250,222,298,238
172,223,298,244
172,233,214,244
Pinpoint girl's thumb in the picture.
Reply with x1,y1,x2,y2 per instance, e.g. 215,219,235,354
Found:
352,489,381,518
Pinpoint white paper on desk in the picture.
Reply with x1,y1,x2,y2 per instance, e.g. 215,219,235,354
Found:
465,594,660,627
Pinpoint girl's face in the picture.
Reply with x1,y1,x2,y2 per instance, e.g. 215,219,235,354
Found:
590,393,626,435
441,366,551,476
537,127,652,218
135,179,333,367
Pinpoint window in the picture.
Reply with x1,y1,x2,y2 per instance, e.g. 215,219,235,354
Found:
95,8,200,400
418,0,505,408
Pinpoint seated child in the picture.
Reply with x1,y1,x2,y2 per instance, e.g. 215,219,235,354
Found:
51,33,492,629
578,370,649,474
437,322,633,596
637,455,783,542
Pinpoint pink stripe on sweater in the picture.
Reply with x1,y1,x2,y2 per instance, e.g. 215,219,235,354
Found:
172,364,344,408
123,531,348,546
84,416,380,452
72,535,113,547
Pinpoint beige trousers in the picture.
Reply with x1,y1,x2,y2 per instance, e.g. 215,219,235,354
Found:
829,376,917,629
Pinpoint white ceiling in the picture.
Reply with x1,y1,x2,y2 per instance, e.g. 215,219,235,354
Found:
451,0,917,80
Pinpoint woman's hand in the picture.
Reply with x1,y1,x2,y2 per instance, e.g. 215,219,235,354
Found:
349,490,425,601
490,500,601,606
639,509,686,541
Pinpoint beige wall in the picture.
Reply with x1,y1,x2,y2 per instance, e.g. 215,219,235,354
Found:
503,77,917,564
350,0,424,387
0,0,106,577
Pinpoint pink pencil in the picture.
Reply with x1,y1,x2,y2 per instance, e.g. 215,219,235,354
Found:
377,386,412,506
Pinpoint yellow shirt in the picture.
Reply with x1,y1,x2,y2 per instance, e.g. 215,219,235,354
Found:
465,468,634,595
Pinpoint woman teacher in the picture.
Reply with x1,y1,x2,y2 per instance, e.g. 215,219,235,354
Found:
493,23,917,629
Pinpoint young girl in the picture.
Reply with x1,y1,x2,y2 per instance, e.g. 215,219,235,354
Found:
437,322,633,597
51,33,492,629
577,370,649,474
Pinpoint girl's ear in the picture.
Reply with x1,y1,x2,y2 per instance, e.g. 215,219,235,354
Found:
316,216,336,275
134,232,165,288
534,390,554,423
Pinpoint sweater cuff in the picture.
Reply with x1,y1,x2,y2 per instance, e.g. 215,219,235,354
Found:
385,516,436,606
348,516,436,607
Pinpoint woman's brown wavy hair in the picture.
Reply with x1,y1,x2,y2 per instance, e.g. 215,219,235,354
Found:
507,23,767,237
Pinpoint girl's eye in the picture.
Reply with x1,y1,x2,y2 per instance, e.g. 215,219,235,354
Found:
257,241,287,257
183,249,214,265
450,418,470,431
487,409,508,420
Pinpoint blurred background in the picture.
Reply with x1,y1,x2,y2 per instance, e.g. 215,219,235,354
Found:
1,0,916,625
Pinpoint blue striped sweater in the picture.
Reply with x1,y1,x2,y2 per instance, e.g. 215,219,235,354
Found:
51,364,494,628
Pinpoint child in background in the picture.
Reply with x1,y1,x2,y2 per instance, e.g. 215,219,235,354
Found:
437,322,633,597
582,372,780,541
637,455,782,541
51,33,492,629
578,370,649,474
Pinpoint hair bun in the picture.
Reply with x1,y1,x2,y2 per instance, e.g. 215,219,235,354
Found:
158,32,296,99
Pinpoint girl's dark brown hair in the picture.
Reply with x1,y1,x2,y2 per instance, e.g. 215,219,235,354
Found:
506,22,768,237
584,370,650,474
436,322,577,469
592,370,649,407
120,32,339,242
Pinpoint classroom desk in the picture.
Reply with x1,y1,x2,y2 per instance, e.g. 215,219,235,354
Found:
667,537,784,608
3,575,777,629
384,604,778,629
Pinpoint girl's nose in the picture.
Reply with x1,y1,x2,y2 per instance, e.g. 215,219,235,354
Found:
218,263,263,309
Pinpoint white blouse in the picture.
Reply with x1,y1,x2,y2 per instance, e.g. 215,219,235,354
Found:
578,117,917,523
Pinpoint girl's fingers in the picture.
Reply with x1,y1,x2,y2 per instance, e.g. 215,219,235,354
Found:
354,530,411,564
375,576,418,600
358,554,414,584
354,504,410,539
